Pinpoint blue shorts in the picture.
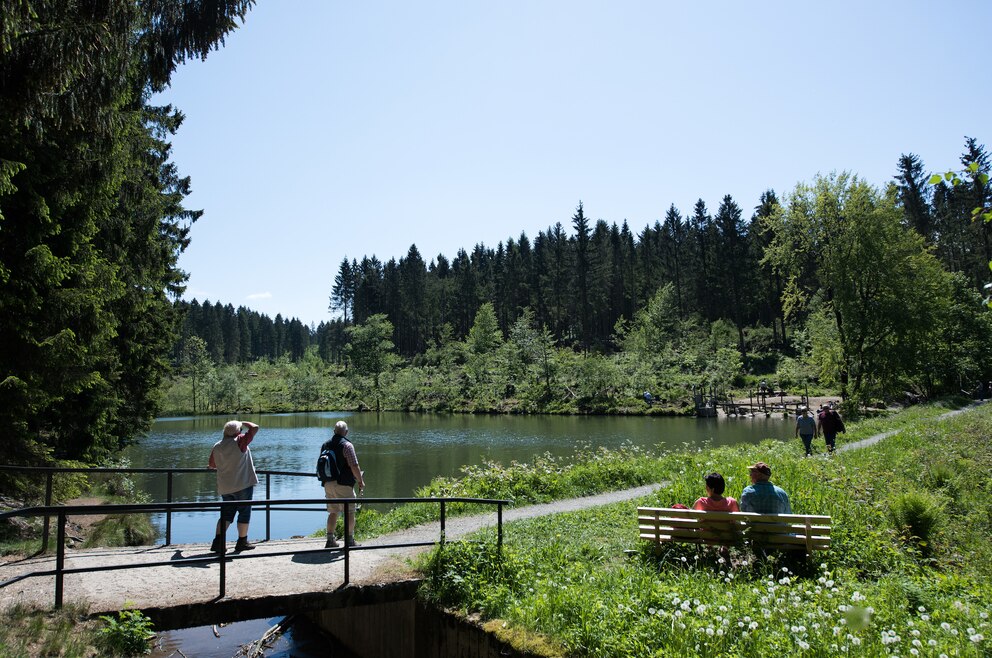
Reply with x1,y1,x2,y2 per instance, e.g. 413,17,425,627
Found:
220,486,254,524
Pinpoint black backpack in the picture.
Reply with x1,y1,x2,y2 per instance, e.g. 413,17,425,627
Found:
316,437,343,483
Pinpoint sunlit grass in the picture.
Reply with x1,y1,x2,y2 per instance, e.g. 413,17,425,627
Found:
417,402,992,656
0,603,100,658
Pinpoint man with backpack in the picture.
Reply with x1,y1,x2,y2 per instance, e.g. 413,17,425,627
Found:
318,421,366,548
817,402,845,454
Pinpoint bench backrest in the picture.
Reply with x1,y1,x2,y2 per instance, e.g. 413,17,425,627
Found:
637,507,831,552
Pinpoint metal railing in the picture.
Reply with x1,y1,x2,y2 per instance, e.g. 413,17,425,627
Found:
0,466,509,609
0,464,346,551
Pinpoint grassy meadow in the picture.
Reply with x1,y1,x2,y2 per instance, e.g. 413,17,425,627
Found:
415,401,992,657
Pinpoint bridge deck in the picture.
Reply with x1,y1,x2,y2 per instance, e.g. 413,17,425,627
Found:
0,536,410,615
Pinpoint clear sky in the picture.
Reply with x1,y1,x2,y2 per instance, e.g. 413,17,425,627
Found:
155,0,991,326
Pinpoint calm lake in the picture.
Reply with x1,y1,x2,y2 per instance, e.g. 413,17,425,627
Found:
125,411,791,544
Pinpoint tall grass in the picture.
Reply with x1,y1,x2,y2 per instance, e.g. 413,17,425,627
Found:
0,604,99,658
417,402,992,656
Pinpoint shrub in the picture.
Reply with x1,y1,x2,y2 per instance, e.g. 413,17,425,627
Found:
420,537,524,617
888,490,945,558
97,608,154,656
84,514,156,548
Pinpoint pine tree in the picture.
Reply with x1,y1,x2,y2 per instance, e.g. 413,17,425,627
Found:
0,0,254,465
330,257,356,321
893,153,933,240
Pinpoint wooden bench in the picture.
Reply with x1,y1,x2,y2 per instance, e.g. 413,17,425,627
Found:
637,507,831,553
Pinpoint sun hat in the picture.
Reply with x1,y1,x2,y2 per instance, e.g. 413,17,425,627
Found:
747,462,772,476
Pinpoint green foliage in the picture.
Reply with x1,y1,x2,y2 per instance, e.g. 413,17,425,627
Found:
888,491,946,559
419,445,659,505
762,173,969,406
97,608,154,657
416,404,992,657
420,537,526,617
84,514,157,548
346,314,398,411
0,603,98,658
0,1,254,466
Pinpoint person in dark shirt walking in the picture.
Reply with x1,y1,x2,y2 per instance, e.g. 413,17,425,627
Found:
817,403,845,454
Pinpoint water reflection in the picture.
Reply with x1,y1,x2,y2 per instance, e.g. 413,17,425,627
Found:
125,411,790,543
149,615,332,658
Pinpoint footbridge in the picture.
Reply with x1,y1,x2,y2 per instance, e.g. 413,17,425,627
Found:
0,494,507,623
0,465,661,631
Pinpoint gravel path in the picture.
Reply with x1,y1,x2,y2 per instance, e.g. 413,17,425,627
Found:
835,401,984,453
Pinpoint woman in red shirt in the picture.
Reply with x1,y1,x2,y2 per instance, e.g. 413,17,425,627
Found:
692,472,740,512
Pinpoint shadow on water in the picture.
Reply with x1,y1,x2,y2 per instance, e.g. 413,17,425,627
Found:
149,614,339,658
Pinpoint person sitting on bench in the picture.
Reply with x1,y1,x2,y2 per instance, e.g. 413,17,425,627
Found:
692,472,740,512
740,462,791,514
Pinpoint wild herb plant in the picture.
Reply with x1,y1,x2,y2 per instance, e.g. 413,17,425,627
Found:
97,608,155,656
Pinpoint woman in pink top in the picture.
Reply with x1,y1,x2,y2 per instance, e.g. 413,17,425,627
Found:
692,472,740,512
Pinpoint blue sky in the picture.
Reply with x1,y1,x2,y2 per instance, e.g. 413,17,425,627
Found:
156,0,991,326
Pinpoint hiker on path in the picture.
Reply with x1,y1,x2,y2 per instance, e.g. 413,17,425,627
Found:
321,421,366,548
795,407,818,457
692,472,740,512
817,402,845,454
739,462,791,514
208,420,260,554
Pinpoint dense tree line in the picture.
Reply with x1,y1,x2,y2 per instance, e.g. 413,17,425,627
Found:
0,1,254,470
174,138,992,411
173,299,348,365
322,139,989,365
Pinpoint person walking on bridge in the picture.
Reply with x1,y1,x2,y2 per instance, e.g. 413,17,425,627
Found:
208,420,260,554
321,421,366,548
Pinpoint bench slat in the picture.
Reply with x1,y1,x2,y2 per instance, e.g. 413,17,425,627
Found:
637,507,830,523
638,517,831,535
637,506,832,552
639,533,830,550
